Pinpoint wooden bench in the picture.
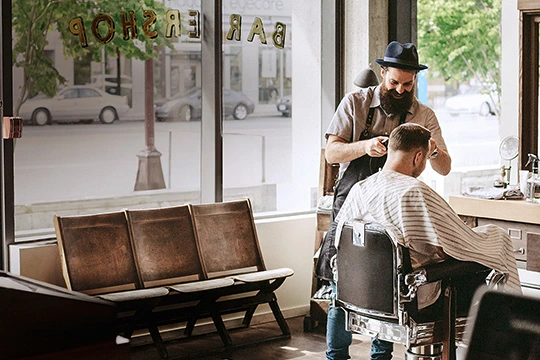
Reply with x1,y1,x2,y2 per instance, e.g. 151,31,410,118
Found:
53,199,294,358
125,204,234,348
191,200,294,338
53,211,170,359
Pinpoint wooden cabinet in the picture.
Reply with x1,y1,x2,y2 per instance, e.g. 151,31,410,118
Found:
476,217,534,266
449,196,540,276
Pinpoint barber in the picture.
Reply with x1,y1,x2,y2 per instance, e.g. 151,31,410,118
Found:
317,41,452,360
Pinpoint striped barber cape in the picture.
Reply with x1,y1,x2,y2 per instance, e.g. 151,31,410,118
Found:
334,169,521,293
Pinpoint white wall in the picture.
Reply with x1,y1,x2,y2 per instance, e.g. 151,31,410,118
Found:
500,0,520,141
255,214,316,317
343,0,388,95
500,0,520,185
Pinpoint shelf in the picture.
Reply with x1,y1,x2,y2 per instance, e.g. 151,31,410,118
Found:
449,195,540,225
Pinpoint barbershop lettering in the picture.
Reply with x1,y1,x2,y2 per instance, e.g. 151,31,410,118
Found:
69,11,286,49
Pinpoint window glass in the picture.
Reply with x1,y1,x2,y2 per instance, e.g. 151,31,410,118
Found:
12,2,202,236
221,2,300,213
418,0,503,198
12,1,320,237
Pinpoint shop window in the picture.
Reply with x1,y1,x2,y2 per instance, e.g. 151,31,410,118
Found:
11,1,322,238
418,0,503,197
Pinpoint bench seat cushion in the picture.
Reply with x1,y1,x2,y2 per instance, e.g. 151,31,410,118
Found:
232,268,294,283
97,287,169,302
168,278,235,293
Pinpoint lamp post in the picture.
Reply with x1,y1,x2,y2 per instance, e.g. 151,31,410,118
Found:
134,58,166,190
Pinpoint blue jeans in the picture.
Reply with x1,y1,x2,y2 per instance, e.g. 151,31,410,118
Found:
371,338,394,360
325,281,394,360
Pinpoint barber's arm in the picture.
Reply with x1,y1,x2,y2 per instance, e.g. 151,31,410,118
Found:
425,113,452,176
325,134,388,164
428,140,451,176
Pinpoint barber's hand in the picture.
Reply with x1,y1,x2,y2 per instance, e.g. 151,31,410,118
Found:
365,136,389,158
428,139,438,159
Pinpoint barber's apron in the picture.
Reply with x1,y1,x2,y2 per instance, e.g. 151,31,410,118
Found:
315,109,407,281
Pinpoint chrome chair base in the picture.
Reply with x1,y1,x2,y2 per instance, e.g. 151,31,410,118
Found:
405,344,443,360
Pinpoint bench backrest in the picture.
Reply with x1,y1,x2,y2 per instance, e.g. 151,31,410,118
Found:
191,199,266,278
54,211,141,295
125,205,206,287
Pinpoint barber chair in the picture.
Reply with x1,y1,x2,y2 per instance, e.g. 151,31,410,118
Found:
335,221,499,360
462,288,540,360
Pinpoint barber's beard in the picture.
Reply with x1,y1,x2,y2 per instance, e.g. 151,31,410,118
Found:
380,84,414,116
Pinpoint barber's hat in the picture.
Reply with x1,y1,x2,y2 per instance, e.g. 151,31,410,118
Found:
375,41,427,71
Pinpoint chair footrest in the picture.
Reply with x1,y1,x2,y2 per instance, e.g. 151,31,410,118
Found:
232,268,294,282
168,278,234,293
97,287,169,302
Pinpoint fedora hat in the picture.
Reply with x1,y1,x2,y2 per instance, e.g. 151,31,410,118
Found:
375,41,427,71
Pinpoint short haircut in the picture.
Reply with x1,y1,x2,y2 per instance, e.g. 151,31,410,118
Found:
388,123,431,153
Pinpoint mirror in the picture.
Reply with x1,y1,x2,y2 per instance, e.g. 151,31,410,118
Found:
497,135,519,187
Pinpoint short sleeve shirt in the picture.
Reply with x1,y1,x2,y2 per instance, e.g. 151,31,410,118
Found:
326,85,448,174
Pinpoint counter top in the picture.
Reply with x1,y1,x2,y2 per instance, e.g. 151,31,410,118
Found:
449,195,540,225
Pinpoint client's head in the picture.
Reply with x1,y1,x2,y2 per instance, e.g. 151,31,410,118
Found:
386,123,432,178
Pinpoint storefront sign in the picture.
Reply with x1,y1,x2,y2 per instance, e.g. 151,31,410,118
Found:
69,10,286,49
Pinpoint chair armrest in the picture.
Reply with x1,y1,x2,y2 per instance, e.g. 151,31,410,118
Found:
420,258,489,282
401,258,489,304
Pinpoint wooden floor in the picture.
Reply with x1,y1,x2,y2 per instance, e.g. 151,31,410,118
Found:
129,316,406,360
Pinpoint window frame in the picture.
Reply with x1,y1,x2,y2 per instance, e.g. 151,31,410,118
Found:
1,0,14,270
519,9,540,169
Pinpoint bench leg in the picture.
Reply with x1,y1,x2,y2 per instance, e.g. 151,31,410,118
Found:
242,305,258,327
121,307,148,339
147,320,169,359
269,295,291,336
184,301,205,338
122,320,136,340
206,302,233,347
131,302,169,360
184,315,197,337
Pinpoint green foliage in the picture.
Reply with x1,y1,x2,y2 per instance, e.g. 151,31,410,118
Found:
12,0,67,103
12,0,174,115
417,0,501,114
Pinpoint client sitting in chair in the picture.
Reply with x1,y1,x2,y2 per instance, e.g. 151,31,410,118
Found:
332,123,521,359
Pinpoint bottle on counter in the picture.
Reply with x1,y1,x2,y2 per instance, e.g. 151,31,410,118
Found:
526,154,540,203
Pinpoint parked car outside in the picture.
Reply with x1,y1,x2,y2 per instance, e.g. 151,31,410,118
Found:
444,86,497,117
276,95,291,117
90,74,133,106
155,88,255,122
90,74,132,95
19,85,130,125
